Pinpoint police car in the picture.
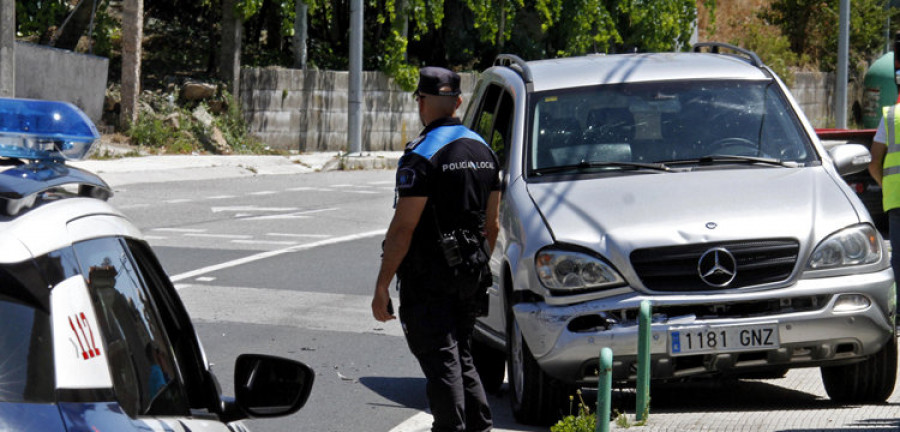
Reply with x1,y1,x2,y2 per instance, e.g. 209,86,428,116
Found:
0,97,313,431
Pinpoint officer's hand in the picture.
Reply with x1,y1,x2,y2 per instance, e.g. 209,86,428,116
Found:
372,289,396,322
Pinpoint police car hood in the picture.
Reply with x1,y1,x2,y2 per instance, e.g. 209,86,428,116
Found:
527,167,861,251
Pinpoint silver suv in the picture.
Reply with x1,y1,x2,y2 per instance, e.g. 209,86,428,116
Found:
464,43,897,425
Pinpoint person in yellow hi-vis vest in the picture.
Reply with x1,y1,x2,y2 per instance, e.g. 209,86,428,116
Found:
867,48,900,318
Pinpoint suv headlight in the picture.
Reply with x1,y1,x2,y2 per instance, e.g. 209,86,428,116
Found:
535,248,624,293
808,224,881,270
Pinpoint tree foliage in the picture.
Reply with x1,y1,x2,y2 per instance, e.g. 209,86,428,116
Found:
16,0,900,92
760,0,893,72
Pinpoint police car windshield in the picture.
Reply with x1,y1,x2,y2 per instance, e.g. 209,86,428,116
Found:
527,80,816,177
0,267,54,403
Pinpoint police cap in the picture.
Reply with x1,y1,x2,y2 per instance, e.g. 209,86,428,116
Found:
416,66,461,97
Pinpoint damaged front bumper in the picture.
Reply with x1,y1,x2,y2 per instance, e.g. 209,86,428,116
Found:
512,268,897,384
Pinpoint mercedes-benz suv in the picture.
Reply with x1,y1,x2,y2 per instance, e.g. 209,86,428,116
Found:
464,43,897,425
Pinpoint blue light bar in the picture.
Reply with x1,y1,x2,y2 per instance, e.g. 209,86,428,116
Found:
0,97,99,161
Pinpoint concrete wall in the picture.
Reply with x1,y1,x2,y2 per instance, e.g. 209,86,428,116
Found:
791,71,835,128
15,42,109,122
241,68,839,152
241,68,476,152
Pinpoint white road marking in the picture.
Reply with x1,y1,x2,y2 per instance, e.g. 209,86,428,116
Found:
117,203,152,209
170,229,385,282
166,198,192,204
186,233,253,239
205,195,236,200
250,191,277,195
211,206,298,213
230,239,297,245
243,214,310,220
267,233,332,238
242,207,337,221
286,186,334,192
153,228,207,233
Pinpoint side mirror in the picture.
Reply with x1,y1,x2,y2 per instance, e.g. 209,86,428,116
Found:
233,354,315,418
828,143,871,177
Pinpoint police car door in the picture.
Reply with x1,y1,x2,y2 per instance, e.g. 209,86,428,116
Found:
62,235,231,431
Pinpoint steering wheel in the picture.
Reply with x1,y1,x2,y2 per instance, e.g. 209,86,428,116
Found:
707,137,759,156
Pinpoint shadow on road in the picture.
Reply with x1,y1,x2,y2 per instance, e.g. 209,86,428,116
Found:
359,376,429,411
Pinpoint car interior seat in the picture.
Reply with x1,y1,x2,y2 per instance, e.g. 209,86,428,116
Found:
582,107,633,162
536,115,581,168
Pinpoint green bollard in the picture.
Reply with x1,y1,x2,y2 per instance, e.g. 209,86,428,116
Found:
635,300,651,422
596,347,613,432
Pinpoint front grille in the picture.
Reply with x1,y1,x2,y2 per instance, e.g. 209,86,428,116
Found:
630,239,799,292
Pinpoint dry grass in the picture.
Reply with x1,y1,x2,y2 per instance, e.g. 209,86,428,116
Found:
698,0,773,44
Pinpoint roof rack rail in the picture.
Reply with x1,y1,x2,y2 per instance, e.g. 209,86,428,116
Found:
494,54,533,84
692,42,763,68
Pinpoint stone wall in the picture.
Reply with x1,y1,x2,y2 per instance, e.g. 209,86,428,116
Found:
240,68,839,153
15,42,108,122
240,68,476,152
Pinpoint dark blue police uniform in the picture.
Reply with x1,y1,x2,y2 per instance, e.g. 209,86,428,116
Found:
395,116,500,432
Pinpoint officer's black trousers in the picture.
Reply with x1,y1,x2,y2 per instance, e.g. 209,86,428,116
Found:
399,289,492,432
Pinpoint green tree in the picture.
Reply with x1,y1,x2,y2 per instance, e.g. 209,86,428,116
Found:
15,0,69,41
762,0,893,71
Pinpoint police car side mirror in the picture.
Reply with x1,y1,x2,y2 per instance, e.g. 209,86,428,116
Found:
224,354,315,421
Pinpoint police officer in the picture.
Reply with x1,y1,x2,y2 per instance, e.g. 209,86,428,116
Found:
868,33,900,309
371,66,501,432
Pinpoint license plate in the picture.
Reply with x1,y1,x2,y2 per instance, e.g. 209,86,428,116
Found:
669,323,779,356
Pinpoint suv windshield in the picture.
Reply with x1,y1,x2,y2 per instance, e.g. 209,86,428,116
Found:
528,80,817,176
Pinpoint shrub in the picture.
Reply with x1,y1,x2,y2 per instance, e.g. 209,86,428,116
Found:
551,391,597,432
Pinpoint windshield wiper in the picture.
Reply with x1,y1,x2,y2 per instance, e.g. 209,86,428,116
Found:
663,155,800,168
532,160,670,176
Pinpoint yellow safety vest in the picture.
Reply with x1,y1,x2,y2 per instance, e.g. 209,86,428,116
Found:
883,104,900,211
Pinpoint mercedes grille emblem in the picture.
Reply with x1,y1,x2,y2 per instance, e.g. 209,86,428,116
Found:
698,247,737,287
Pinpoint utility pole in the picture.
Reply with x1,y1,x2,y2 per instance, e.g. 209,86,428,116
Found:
220,0,242,97
0,0,15,97
120,0,143,129
348,0,363,155
293,1,308,69
835,0,849,129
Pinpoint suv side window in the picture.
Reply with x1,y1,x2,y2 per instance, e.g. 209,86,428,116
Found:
472,83,513,169
73,237,189,418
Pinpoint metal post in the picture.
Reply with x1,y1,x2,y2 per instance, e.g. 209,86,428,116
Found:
835,0,850,129
348,0,363,155
0,0,14,97
635,300,651,421
596,347,612,432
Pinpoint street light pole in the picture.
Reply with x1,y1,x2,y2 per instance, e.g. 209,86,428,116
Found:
0,0,15,97
348,0,363,155
836,0,849,129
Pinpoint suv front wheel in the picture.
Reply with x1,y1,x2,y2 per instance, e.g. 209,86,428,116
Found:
820,336,897,403
507,307,569,425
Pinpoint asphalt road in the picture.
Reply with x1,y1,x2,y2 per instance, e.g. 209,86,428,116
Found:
105,165,900,432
